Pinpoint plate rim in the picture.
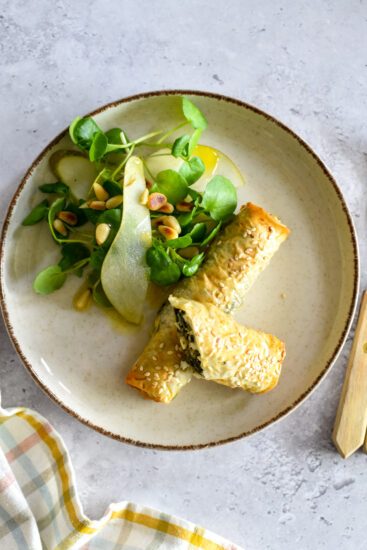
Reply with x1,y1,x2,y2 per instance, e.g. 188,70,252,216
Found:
0,89,360,450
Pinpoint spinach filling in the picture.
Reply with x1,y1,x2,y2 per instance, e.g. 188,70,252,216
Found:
175,309,203,374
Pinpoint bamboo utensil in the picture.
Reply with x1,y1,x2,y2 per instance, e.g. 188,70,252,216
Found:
333,291,367,458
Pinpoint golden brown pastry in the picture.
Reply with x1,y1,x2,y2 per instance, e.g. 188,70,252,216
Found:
170,296,286,393
126,203,290,402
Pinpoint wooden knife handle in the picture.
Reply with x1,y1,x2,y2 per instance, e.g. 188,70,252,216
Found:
333,291,367,458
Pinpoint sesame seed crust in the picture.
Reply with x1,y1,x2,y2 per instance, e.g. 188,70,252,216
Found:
125,203,289,402
171,296,285,393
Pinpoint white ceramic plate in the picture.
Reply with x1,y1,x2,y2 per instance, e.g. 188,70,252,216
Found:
0,91,359,449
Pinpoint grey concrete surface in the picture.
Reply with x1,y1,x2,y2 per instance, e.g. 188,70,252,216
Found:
1,1,367,548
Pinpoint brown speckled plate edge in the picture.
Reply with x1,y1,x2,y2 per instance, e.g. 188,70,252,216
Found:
0,89,360,450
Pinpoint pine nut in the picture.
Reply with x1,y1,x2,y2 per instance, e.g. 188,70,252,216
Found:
89,200,106,210
95,223,111,245
158,225,178,240
147,192,167,211
176,201,194,212
93,182,109,201
158,203,174,213
162,216,181,234
178,246,200,259
74,289,91,311
58,211,78,226
139,188,149,205
53,219,68,236
151,216,166,228
106,195,123,209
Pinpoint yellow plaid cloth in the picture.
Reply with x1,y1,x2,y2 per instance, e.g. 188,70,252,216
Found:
0,403,241,550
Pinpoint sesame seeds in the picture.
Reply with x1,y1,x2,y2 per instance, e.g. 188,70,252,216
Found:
126,203,288,403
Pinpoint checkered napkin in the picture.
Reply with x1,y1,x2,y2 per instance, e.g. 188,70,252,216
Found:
0,402,240,550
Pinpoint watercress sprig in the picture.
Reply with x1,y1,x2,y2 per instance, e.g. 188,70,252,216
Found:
23,95,240,308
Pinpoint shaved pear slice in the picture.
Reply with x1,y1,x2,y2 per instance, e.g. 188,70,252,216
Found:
101,156,151,324
144,148,182,181
49,150,97,198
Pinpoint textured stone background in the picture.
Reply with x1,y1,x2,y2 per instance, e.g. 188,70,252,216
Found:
1,1,367,548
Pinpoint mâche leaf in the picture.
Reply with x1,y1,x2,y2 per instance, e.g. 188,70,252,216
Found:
22,199,49,226
33,265,67,295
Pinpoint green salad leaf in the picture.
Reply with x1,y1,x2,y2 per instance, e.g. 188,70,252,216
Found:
58,243,90,272
155,170,188,204
182,97,208,130
105,128,124,144
33,265,67,295
23,95,243,303
177,199,200,227
97,208,122,246
92,281,112,307
201,222,222,246
179,156,205,185
39,182,70,195
48,197,65,242
163,234,192,249
188,129,202,155
89,247,107,271
172,135,190,159
103,180,122,197
190,222,207,243
182,252,205,277
22,199,49,226
202,176,237,221
63,202,87,227
69,117,101,150
89,131,108,162
146,245,181,286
